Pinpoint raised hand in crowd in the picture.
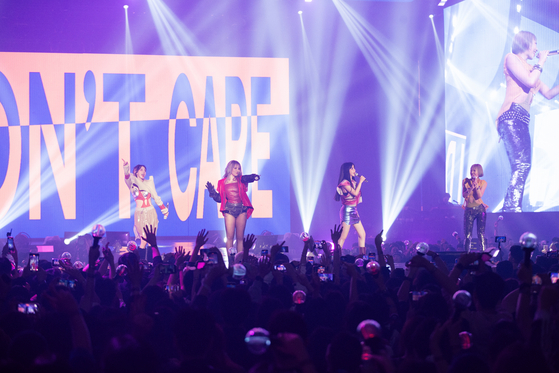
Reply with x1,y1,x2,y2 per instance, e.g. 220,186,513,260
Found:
243,233,257,262
191,228,209,262
330,224,342,247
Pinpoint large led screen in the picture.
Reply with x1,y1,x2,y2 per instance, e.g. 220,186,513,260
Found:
0,52,290,237
444,0,559,212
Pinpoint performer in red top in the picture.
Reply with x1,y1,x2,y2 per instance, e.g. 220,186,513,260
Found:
334,162,367,255
496,31,559,212
122,159,169,251
206,160,259,253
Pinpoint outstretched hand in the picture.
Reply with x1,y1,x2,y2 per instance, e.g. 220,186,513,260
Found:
195,229,209,248
330,224,342,245
141,225,158,248
271,241,286,259
375,230,384,248
244,234,257,252
205,182,216,193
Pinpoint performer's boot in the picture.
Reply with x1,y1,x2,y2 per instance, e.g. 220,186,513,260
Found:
359,247,366,256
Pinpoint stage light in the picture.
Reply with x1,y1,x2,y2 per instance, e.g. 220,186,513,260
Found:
333,0,445,237
516,4,521,12
305,0,312,3
514,27,519,34
298,10,303,15
124,5,129,9
429,14,434,19
438,0,448,6
147,0,205,56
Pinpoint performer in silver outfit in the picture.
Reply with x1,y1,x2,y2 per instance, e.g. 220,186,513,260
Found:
496,31,559,212
334,162,366,255
462,164,487,252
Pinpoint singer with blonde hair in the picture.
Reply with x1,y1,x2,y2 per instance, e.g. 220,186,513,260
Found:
206,160,259,253
334,162,366,255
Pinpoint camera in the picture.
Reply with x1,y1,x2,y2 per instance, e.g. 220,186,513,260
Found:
495,236,506,243
551,273,559,284
313,240,327,250
274,264,286,272
52,258,61,267
319,273,333,282
58,279,77,289
280,246,289,253
29,253,39,272
261,249,269,256
368,252,376,261
207,252,218,264
7,236,14,250
18,303,39,314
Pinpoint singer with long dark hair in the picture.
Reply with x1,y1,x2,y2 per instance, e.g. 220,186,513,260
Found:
496,31,559,212
335,162,367,255
462,164,487,252
206,161,259,253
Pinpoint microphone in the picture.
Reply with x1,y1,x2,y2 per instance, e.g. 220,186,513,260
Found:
355,173,369,182
536,50,558,58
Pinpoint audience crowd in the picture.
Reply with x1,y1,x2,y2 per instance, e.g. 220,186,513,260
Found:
1,224,559,373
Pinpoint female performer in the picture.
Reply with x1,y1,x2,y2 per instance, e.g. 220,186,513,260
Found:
334,162,366,255
462,164,487,252
206,161,259,253
122,160,169,251
496,31,559,212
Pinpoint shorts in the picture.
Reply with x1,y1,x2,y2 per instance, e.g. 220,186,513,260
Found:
223,202,248,218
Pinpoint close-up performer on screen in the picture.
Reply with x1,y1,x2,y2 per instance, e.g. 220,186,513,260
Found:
122,159,169,253
206,161,259,254
496,31,559,212
462,164,488,252
335,162,367,255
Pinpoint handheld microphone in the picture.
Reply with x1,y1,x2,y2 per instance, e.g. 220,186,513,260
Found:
355,173,369,182
536,50,558,58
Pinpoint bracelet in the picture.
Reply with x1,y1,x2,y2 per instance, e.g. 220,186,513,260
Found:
533,64,543,73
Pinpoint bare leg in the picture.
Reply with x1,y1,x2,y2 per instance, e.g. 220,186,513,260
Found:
235,213,248,253
354,222,366,254
338,222,352,250
224,213,236,251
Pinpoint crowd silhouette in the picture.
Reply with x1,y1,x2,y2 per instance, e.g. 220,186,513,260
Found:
1,224,558,373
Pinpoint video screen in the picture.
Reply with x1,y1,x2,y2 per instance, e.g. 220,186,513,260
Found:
444,0,559,212
0,53,290,237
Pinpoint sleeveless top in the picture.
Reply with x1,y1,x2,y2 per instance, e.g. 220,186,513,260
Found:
224,182,242,204
496,53,541,126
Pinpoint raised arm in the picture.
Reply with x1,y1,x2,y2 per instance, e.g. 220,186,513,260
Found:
374,230,387,269
206,182,221,203
141,225,161,260
122,159,132,189
506,52,545,89
340,177,365,198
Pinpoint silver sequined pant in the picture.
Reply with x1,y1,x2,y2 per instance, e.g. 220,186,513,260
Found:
464,204,486,252
498,103,531,212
